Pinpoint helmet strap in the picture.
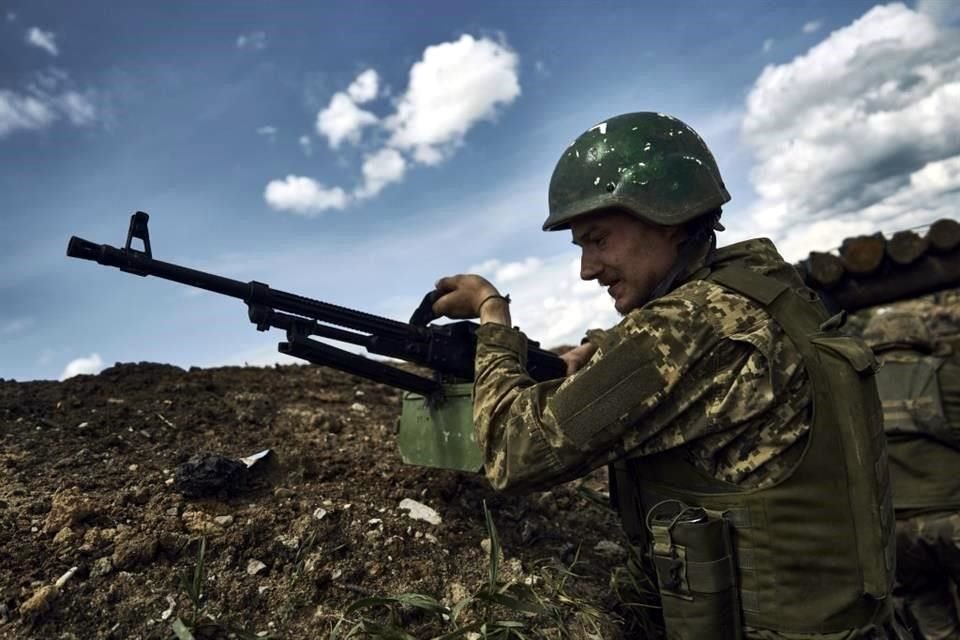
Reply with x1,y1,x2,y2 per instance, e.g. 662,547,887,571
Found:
646,212,720,303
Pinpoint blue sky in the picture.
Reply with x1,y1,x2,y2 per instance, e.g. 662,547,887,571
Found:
2,0,959,381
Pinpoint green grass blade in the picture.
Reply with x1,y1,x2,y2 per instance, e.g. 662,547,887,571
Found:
482,501,501,592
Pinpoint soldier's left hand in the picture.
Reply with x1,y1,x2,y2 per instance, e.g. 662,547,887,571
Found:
432,274,499,319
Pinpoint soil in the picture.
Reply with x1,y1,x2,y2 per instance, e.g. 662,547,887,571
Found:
0,362,626,639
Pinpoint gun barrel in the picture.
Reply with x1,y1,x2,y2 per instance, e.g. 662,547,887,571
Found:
65,233,421,340
67,236,107,262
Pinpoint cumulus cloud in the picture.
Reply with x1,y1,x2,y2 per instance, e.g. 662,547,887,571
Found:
236,31,267,50
266,35,521,215
347,69,379,103
386,34,520,165
60,353,104,380
917,0,960,25
801,20,822,34
263,175,349,216
740,2,960,261
26,27,58,56
315,91,379,148
355,148,406,199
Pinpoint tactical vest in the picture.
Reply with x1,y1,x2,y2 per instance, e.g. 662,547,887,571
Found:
875,353,960,511
610,266,894,637
875,354,946,437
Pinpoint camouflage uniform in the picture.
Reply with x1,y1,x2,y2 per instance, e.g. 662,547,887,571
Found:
865,314,960,639
474,239,809,495
474,238,894,639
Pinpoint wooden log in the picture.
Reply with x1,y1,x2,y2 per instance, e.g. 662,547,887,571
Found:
886,230,929,266
840,233,886,275
928,218,960,252
805,251,846,288
818,251,960,313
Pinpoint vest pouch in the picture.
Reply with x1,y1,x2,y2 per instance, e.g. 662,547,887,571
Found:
648,502,743,640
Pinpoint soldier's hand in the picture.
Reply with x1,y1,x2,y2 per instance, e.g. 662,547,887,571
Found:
559,342,599,376
432,274,499,319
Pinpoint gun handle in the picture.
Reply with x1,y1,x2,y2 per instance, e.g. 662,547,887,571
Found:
409,289,442,326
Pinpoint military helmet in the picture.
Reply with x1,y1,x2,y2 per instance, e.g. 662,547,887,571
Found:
544,112,731,231
863,310,933,352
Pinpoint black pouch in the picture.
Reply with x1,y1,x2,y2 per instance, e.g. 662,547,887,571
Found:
648,501,743,640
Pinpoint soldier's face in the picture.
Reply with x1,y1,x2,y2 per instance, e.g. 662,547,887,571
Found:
571,210,686,314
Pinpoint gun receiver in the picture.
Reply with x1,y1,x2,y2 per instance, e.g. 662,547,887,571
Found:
66,212,566,397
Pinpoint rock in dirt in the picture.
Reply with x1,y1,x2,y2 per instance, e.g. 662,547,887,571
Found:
43,488,96,534
174,453,247,497
19,567,77,623
398,498,441,525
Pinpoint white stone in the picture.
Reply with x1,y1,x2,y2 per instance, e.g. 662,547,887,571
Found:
247,559,267,576
398,498,441,525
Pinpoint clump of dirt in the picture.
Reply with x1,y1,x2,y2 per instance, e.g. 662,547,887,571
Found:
0,362,626,638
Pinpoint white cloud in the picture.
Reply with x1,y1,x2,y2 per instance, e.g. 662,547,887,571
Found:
56,91,96,125
802,20,822,34
60,353,104,380
315,92,379,148
917,0,960,25
267,34,521,215
496,257,544,283
264,175,349,216
0,67,97,138
347,69,380,103
355,148,407,199
257,125,278,143
236,31,267,50
473,253,620,349
386,34,520,165
0,90,57,136
741,2,960,261
299,134,313,156
26,27,58,56
762,38,774,53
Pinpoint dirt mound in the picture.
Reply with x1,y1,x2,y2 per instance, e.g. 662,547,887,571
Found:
0,362,624,638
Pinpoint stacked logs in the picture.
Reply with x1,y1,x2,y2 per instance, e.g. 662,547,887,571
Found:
796,218,960,312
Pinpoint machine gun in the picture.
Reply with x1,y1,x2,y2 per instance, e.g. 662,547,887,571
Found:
67,212,566,472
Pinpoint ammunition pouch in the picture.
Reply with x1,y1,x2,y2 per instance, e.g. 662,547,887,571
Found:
648,500,743,640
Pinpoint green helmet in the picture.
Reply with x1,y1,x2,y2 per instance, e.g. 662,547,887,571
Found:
544,112,731,231
863,311,933,352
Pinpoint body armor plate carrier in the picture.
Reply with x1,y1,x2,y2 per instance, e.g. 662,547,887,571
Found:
611,266,894,637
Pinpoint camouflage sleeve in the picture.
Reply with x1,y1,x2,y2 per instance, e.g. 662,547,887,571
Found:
473,286,802,494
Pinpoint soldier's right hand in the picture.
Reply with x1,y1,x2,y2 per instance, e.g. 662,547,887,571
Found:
559,342,599,376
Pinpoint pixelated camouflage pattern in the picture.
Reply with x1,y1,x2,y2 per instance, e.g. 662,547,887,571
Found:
894,511,960,639
472,237,810,494
864,311,934,353
544,112,731,231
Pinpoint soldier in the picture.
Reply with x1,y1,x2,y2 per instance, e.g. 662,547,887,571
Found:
864,310,960,639
432,112,897,639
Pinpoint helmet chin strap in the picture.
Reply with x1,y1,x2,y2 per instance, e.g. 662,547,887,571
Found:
645,212,720,304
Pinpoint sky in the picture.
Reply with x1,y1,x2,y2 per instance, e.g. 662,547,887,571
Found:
2,0,959,381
